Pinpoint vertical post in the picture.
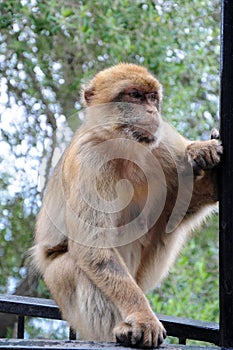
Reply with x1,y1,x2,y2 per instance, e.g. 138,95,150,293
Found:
17,315,25,339
219,0,233,347
69,327,77,340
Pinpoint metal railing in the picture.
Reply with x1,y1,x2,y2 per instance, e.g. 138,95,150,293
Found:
0,294,219,345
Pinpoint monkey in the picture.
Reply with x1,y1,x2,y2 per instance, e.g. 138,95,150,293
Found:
32,63,222,348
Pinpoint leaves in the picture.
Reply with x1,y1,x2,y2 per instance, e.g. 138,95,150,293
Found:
147,215,219,326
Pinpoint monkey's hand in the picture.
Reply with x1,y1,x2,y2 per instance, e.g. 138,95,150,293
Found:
186,133,223,173
113,311,166,348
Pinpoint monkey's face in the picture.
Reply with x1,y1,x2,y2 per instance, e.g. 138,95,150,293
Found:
82,63,163,145
114,85,162,144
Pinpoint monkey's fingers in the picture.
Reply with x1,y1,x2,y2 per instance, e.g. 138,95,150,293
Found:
186,139,223,171
211,128,220,140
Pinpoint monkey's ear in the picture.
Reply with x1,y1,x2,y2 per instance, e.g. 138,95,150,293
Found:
84,86,95,106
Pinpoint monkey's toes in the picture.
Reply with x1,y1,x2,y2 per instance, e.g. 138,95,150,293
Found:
114,321,143,347
114,315,166,348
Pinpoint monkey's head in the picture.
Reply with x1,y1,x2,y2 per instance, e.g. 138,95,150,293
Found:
82,63,163,144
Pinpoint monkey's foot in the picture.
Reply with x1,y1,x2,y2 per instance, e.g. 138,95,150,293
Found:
186,139,223,172
113,312,166,348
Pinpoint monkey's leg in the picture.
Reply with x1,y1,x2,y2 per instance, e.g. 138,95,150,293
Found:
67,244,166,348
44,252,121,341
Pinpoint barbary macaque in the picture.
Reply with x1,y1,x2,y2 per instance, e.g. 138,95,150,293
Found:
32,63,222,348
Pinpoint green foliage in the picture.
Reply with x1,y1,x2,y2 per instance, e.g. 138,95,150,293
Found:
147,214,219,323
25,318,69,340
0,0,220,135
0,175,35,292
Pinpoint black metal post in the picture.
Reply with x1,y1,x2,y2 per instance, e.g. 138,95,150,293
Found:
178,336,187,345
17,315,25,339
219,0,233,347
69,327,77,340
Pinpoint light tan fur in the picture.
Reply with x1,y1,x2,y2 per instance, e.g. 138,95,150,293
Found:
32,63,222,348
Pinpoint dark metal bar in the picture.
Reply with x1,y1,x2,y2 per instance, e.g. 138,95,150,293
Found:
69,327,77,340
17,315,25,339
178,337,187,345
0,294,62,320
0,338,220,350
158,314,219,345
219,0,233,348
0,295,220,344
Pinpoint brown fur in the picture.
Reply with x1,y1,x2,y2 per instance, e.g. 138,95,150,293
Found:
32,63,222,348
82,63,162,108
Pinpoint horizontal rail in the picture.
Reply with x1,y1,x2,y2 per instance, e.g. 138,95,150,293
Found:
158,314,219,345
0,339,221,350
0,294,219,345
0,294,61,320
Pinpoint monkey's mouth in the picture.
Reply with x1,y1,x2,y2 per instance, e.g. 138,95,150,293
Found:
130,127,155,143
124,123,158,144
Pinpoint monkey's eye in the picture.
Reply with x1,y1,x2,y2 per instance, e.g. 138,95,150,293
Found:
128,89,143,99
147,92,157,102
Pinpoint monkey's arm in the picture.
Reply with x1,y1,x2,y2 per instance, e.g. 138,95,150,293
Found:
186,130,222,203
161,122,222,173
69,243,166,348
